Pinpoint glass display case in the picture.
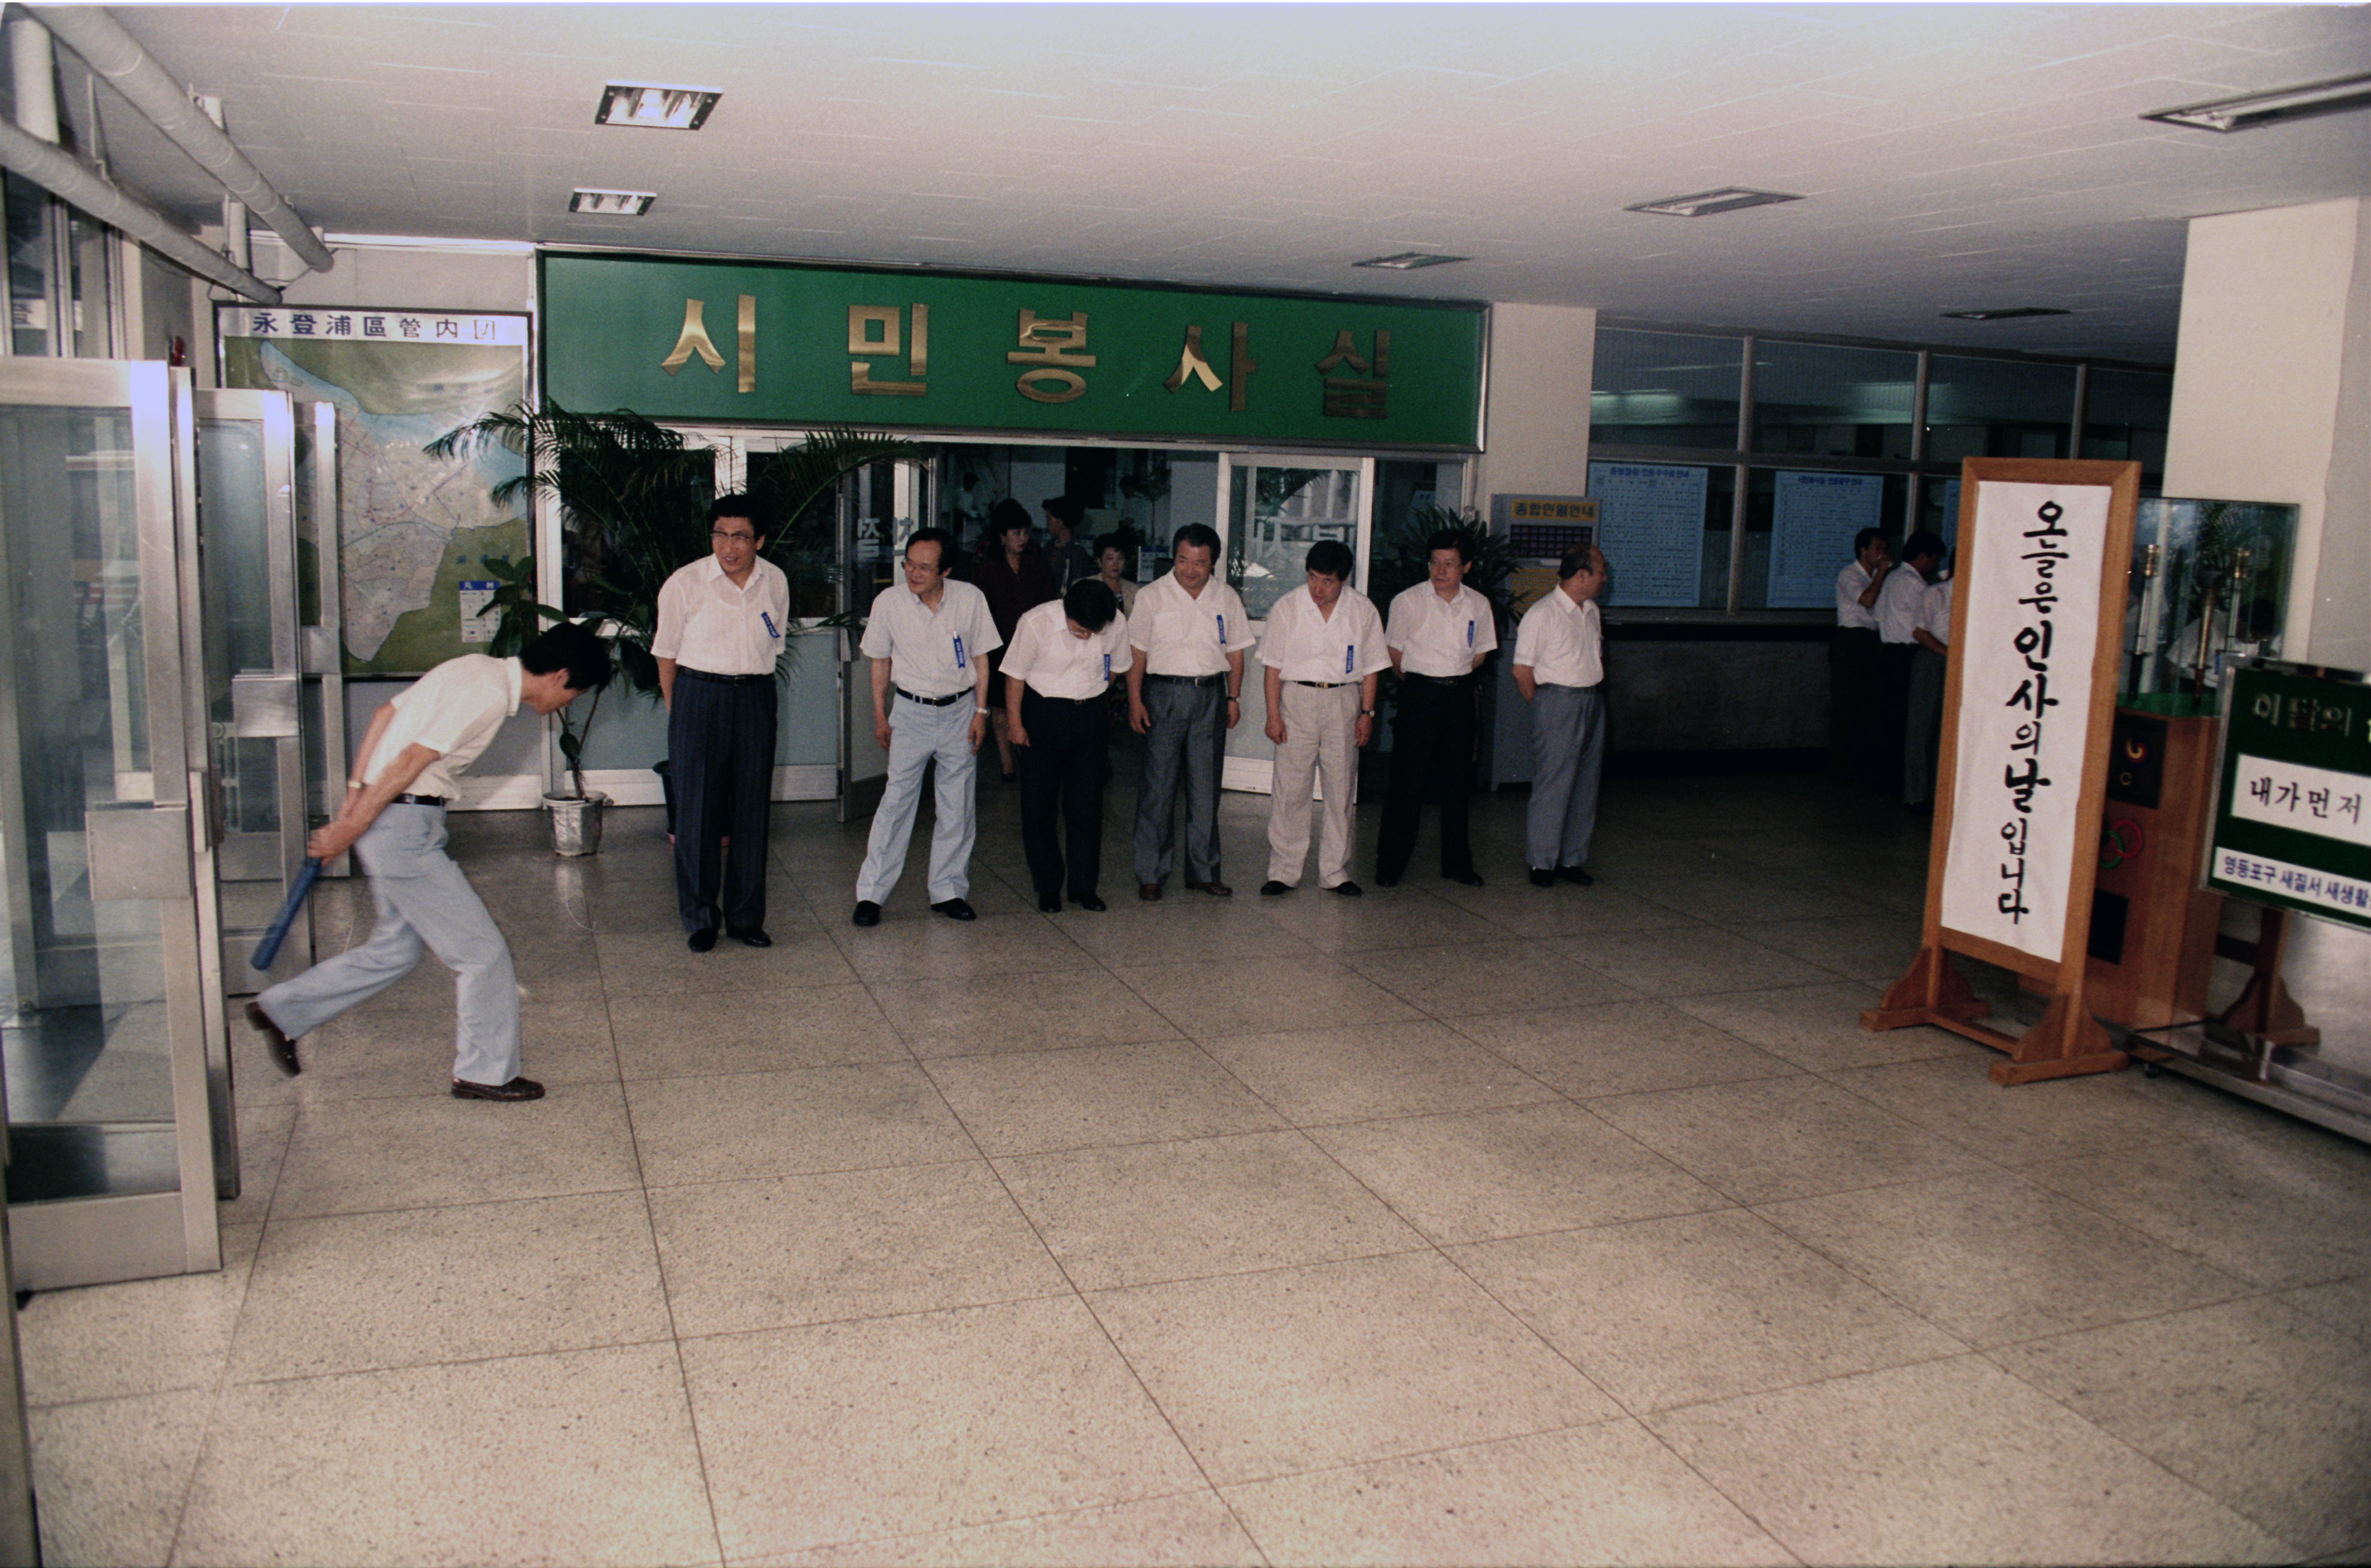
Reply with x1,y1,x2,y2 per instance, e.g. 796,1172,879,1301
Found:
2122,497,2299,715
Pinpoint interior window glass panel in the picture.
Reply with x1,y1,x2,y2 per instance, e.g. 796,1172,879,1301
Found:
2081,368,2173,488
1751,341,1917,459
1924,355,2077,465
1590,330,1742,450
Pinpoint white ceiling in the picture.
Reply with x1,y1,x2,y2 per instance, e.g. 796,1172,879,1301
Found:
71,3,2371,363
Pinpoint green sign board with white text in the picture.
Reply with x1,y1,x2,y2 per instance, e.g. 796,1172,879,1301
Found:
538,253,1485,450
2208,662,2371,932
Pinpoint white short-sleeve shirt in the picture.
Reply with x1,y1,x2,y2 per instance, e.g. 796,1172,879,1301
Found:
1386,582,1498,677
1002,598,1129,700
365,654,523,800
1257,584,1390,684
1513,588,1604,689
1917,578,1954,648
1128,572,1255,677
651,555,790,677
1836,561,1879,630
860,578,1001,699
1877,564,1928,645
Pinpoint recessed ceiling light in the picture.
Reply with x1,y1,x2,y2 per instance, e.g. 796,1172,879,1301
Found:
1624,188,1803,218
1940,306,2070,321
569,189,657,217
594,82,721,131
1353,252,1468,271
2142,72,2371,133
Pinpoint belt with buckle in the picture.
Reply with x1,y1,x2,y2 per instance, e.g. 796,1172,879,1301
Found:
1292,679,1356,689
896,686,969,707
1146,672,1226,688
393,793,448,807
1402,671,1473,686
679,667,770,686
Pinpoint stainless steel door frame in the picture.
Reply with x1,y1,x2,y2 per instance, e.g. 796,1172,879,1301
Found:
191,389,305,996
2,358,223,1290
296,400,350,877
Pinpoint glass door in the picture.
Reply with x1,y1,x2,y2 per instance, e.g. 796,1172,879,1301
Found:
190,391,306,993
295,401,350,877
0,359,222,1290
1214,454,1373,792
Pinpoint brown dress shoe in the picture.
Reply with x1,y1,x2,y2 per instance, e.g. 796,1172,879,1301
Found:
451,1077,545,1102
1138,882,1163,902
1185,878,1233,898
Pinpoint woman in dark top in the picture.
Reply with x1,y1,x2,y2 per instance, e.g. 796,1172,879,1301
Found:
974,498,1057,780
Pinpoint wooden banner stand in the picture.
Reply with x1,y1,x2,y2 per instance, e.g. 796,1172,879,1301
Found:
1863,458,2141,1086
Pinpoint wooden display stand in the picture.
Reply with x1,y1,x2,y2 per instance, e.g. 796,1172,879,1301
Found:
2084,711,2224,1030
1863,458,2141,1086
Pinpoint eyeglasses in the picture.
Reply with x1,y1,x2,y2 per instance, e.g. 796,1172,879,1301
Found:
711,530,757,544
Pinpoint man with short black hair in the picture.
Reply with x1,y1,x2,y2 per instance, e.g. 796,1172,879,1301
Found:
655,493,787,952
1514,542,1610,888
1128,522,1255,900
1259,540,1387,898
1377,528,1497,887
852,527,1001,926
1004,578,1127,911
243,622,614,1102
1043,494,1097,591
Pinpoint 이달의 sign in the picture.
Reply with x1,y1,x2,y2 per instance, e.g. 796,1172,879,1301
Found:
2208,664,2371,931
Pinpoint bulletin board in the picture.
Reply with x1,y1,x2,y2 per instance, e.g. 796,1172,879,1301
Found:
2207,663,2371,932
1585,461,1705,607
1865,457,2142,1085
1766,471,1885,608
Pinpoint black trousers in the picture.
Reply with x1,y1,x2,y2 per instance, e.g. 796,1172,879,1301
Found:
1832,627,1884,782
1377,673,1477,880
669,670,775,933
1018,688,1110,900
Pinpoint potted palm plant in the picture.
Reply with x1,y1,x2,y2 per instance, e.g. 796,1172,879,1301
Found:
427,403,919,853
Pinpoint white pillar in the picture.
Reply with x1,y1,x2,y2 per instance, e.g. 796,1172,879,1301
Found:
2163,197,2371,672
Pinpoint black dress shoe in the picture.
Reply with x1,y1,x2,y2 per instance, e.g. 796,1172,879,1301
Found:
1185,878,1232,898
451,1076,545,1102
1071,894,1107,912
1139,882,1163,902
1558,865,1595,886
851,901,881,927
1529,868,1556,888
1445,871,1485,887
931,897,977,920
1374,871,1401,888
1260,879,1292,897
687,927,718,952
244,1001,300,1077
728,927,773,947
1039,892,1062,913
1331,880,1364,897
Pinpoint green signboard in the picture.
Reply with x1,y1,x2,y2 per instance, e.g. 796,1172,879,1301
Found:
2208,662,2371,931
539,253,1484,450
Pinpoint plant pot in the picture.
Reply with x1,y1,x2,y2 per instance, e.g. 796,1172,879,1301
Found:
544,791,609,856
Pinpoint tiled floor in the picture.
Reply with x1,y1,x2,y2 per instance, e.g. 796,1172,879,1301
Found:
20,770,2371,1567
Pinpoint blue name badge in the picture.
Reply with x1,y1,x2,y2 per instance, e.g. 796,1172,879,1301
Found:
760,611,781,640
1103,652,1113,681
1467,618,1476,648
1216,612,1227,644
953,634,967,670
1345,643,1356,676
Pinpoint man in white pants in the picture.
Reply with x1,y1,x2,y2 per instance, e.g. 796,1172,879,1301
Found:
852,527,1000,926
1513,542,1610,888
243,622,613,1101
1258,540,1388,898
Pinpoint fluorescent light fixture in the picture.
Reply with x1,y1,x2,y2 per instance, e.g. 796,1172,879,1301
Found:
569,189,657,217
1625,187,1802,218
1940,306,2069,321
2142,72,2371,133
594,82,721,131
1353,252,1468,270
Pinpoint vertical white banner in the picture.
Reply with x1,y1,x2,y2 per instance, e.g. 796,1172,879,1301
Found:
1939,481,2111,962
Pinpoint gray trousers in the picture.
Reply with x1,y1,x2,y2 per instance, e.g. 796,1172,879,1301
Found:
856,692,978,904
257,803,521,1087
1134,677,1225,885
1526,684,1605,873
1267,682,1360,888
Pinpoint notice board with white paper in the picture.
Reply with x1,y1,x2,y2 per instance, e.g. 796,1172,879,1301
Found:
1865,458,2141,1086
